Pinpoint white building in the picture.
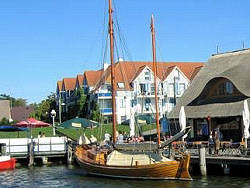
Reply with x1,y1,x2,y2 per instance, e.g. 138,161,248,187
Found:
92,61,204,124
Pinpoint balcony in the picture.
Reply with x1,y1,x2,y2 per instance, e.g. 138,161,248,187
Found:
136,91,162,98
100,108,112,114
97,93,112,98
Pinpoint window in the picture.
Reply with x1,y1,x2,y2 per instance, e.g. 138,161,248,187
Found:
120,99,125,108
179,83,185,95
131,99,137,107
169,97,175,104
151,84,155,95
145,98,151,111
121,116,126,122
145,69,151,81
140,84,146,94
117,82,125,88
107,85,111,92
218,83,225,95
169,84,174,96
225,82,233,94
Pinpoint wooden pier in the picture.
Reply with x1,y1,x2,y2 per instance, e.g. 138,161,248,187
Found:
0,137,68,165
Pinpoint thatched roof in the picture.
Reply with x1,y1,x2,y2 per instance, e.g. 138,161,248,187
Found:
169,48,250,119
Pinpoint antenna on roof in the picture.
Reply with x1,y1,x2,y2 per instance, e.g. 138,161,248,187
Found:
216,44,219,54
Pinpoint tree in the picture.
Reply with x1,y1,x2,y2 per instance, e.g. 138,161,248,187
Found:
65,88,87,120
30,93,56,122
90,100,101,122
0,117,10,125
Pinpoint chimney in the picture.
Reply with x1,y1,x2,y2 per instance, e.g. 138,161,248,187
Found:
103,63,109,71
118,57,124,62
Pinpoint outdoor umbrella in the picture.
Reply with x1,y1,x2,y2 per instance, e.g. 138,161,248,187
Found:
242,99,250,148
15,118,50,128
0,125,28,132
58,118,98,129
179,106,187,140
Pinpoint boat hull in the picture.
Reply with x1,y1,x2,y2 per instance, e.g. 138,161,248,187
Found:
75,146,192,180
0,158,16,171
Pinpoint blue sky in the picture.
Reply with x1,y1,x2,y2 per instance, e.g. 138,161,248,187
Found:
0,0,250,103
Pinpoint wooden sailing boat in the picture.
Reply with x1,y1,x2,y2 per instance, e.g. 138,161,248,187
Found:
75,0,192,180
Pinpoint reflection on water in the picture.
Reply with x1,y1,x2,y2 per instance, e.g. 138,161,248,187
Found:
0,165,250,188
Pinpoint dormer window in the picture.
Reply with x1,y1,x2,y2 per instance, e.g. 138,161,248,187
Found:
117,82,125,88
145,69,151,81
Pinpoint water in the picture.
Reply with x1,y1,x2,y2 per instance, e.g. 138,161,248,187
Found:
0,165,250,188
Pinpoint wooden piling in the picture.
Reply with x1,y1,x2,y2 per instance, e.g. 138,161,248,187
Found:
42,157,48,165
28,142,34,166
199,146,207,176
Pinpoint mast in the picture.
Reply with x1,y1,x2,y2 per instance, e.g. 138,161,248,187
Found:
150,15,161,146
109,0,117,143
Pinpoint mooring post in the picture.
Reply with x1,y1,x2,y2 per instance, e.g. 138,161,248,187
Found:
41,157,48,165
67,143,73,165
28,140,34,166
222,163,230,175
199,145,207,176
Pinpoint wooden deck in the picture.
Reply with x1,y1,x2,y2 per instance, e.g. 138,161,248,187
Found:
0,137,67,159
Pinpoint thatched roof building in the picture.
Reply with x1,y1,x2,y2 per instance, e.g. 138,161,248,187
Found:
169,48,250,119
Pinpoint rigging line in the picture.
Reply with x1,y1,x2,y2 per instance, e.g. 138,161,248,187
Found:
113,23,125,60
102,33,109,66
114,36,120,61
98,0,108,69
155,37,165,62
113,0,133,61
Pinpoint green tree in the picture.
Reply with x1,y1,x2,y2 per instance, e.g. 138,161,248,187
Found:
30,93,56,122
90,100,101,122
0,117,10,125
65,88,87,120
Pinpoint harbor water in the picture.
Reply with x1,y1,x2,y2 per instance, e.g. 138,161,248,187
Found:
0,165,250,188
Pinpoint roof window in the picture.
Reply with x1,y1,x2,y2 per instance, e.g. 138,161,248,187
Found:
117,82,125,88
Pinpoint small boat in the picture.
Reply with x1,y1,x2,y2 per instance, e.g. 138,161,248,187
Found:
0,156,16,171
75,0,192,180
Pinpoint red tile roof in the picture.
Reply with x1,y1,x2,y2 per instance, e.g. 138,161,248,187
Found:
62,78,76,91
84,70,103,87
57,81,62,91
76,74,84,87
190,66,204,81
95,61,204,91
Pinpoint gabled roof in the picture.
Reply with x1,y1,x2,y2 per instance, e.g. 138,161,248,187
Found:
84,70,103,87
131,65,149,82
190,66,203,81
57,81,62,92
76,74,84,88
62,78,76,91
94,61,204,91
162,66,176,80
169,48,250,118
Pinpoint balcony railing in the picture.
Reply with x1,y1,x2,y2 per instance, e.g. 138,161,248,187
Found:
97,93,112,97
100,108,112,114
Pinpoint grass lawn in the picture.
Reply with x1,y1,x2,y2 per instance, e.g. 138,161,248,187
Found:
0,124,156,141
0,127,54,139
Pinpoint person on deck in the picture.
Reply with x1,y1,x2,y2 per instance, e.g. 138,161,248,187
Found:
208,131,214,154
38,131,42,138
214,129,220,155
